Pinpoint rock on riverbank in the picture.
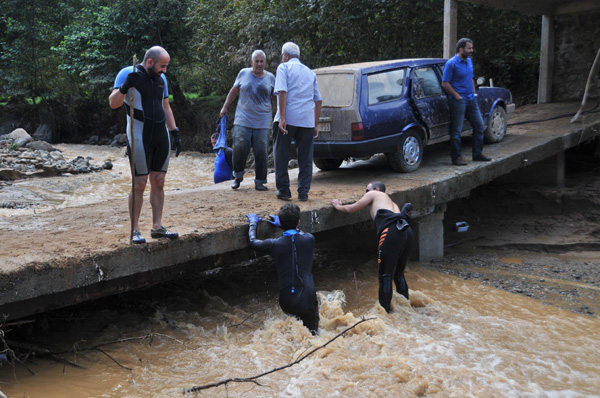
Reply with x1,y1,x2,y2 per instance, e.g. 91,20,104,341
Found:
0,128,113,181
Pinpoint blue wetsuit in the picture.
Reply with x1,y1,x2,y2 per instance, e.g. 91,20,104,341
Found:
114,65,172,176
248,222,319,334
373,207,414,312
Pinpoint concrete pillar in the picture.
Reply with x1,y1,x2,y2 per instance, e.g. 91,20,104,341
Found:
443,0,457,59
538,14,554,103
414,203,446,261
497,152,565,188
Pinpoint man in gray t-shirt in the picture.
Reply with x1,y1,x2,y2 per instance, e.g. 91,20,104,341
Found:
220,50,275,191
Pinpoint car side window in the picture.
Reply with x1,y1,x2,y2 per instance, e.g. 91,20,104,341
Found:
412,67,443,99
367,69,405,105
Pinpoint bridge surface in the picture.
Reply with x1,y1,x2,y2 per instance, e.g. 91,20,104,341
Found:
1,101,598,320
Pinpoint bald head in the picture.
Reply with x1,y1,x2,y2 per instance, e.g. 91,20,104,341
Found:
142,46,170,77
143,46,169,63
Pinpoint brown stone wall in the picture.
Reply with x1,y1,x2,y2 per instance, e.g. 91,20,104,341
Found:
553,11,600,102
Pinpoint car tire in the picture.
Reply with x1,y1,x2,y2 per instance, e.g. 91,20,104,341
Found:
313,157,343,171
484,106,507,143
386,130,423,173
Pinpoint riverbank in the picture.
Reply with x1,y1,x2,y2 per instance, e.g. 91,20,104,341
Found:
429,152,600,318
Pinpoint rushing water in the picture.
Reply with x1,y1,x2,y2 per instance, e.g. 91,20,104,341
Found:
0,144,216,217
1,145,599,397
1,254,599,397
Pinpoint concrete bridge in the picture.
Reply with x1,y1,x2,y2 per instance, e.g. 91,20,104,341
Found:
1,101,598,321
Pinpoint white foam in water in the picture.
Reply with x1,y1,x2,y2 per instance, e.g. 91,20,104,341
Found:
1,253,599,397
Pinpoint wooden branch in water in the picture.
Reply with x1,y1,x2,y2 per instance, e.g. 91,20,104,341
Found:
82,332,197,352
1,337,36,375
50,354,86,370
3,332,196,372
227,310,266,328
184,316,377,394
96,348,132,371
0,319,35,327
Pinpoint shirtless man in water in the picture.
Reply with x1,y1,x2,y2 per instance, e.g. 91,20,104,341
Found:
331,181,414,312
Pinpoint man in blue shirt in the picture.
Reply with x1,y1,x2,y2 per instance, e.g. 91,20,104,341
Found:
273,42,322,201
442,38,492,166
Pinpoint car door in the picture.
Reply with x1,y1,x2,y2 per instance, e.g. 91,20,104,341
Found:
410,66,450,140
360,68,415,141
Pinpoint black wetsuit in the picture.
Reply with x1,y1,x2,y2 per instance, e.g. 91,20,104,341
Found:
373,207,414,312
248,222,319,334
114,64,171,176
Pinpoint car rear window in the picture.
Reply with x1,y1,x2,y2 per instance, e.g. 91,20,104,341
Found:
367,68,405,105
316,73,356,107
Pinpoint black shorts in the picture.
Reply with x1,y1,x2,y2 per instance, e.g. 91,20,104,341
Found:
127,119,171,176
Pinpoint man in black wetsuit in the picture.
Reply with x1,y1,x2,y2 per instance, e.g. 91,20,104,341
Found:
331,181,414,312
109,46,182,244
247,204,319,334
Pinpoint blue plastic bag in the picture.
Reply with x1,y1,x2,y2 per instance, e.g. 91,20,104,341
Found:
213,116,234,184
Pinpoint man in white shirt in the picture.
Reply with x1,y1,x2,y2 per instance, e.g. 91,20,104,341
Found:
273,42,322,201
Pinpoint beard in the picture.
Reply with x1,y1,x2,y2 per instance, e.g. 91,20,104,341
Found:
148,64,162,79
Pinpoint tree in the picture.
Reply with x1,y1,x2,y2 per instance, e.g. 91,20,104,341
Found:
0,0,73,103
459,2,541,104
55,0,196,103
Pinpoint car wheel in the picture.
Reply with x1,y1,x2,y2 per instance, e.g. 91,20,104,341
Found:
386,130,423,173
314,157,343,171
484,106,507,143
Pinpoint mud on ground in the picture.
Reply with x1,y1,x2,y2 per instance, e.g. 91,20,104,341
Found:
427,151,600,318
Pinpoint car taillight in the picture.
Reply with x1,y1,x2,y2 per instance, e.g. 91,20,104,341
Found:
352,122,364,141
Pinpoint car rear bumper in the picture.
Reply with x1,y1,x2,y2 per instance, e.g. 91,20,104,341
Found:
314,132,404,158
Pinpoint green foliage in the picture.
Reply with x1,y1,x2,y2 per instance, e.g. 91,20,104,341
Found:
459,3,541,105
0,0,72,102
189,0,444,93
55,0,196,101
304,0,444,66
0,0,541,141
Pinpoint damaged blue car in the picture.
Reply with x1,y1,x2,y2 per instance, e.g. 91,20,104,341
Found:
314,58,515,172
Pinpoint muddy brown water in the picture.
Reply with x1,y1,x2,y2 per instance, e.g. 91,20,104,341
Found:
0,145,599,397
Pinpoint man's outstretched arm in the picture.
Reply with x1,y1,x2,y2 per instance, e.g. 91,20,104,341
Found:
331,192,374,214
247,214,273,251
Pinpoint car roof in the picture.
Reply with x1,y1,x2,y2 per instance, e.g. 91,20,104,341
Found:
314,58,447,74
